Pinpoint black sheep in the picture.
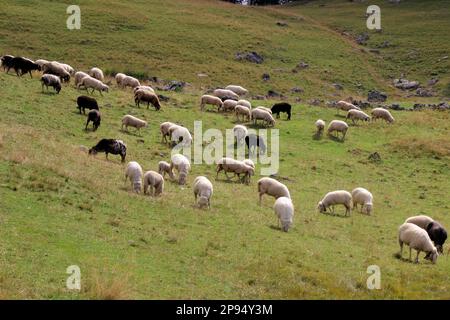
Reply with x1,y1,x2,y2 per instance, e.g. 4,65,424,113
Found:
10,57,41,78
245,134,266,156
1,55,14,72
85,110,101,131
271,102,292,120
77,96,99,114
89,139,126,163
426,221,447,254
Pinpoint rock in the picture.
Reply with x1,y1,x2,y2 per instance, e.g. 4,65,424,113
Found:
158,94,170,102
235,51,264,64
394,78,420,90
332,83,344,90
276,21,288,27
389,104,404,111
428,78,439,86
368,90,387,102
416,88,433,97
437,102,449,110
163,80,185,91
253,95,266,100
290,87,303,93
352,100,371,109
356,33,369,45
267,90,281,98
368,152,381,163
292,60,309,73
377,40,392,48
262,73,270,81
309,99,322,106
148,76,161,83
413,103,426,110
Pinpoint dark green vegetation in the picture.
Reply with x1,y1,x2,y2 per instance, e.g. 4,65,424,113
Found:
0,0,449,299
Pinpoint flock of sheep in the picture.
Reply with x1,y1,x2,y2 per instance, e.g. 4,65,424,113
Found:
1,54,447,265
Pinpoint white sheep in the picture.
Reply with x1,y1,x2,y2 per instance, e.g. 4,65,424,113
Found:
235,105,252,122
251,108,275,127
143,171,164,196
317,190,352,216
257,177,290,205
115,73,126,87
254,106,272,114
134,90,161,110
158,161,175,180
171,126,192,147
193,176,214,209
346,109,371,124
77,76,109,95
371,108,395,123
122,75,141,88
200,95,223,112
124,161,143,193
327,120,349,140
274,197,294,232
89,67,104,81
398,223,438,264
133,85,155,94
351,187,373,215
160,121,176,143
170,154,191,185
315,119,326,135
35,59,49,69
225,85,248,96
59,62,75,75
222,99,238,112
337,100,361,113
42,61,71,82
405,215,434,229
216,157,254,184
121,115,148,133
213,89,239,100
74,71,90,86
233,125,248,145
243,159,255,169
236,99,252,109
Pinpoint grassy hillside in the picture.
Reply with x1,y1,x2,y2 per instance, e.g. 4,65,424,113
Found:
0,0,449,299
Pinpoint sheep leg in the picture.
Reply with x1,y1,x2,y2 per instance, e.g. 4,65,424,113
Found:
409,247,412,261
415,250,420,264
85,119,90,131
259,193,263,206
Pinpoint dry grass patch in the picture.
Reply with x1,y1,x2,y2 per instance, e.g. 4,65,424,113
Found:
391,137,450,158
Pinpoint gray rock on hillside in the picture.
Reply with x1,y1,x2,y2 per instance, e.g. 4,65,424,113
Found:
235,51,264,64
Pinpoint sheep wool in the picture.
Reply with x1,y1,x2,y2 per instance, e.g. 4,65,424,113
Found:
125,161,143,193
398,223,438,264
193,176,214,208
274,197,294,232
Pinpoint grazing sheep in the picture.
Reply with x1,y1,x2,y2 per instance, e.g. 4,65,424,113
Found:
170,154,191,185
158,161,174,180
351,187,373,215
237,99,252,110
1,55,14,71
398,223,438,264
243,159,255,169
35,59,49,69
317,190,352,216
315,119,326,135
346,109,371,124
405,215,434,229
89,139,126,163
42,61,70,82
133,85,155,94
371,108,395,123
235,105,252,122
160,121,176,143
10,57,40,78
225,85,248,96
168,124,183,140
115,73,126,87
233,125,248,145
85,109,101,131
40,74,62,94
171,126,192,147
60,63,75,75
254,106,272,114
77,95,99,114
134,90,161,110
200,95,223,112
122,75,141,88
143,171,165,196
213,89,239,100
121,115,148,134
77,76,109,95
274,197,294,232
245,134,266,155
74,71,90,86
216,157,254,184
327,120,349,140
124,161,143,193
257,177,290,205
337,100,361,113
271,102,292,120
193,176,214,208
89,67,104,81
222,99,238,112
251,108,275,127
426,221,447,254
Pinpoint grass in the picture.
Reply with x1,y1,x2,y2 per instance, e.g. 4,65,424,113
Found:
0,0,449,299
